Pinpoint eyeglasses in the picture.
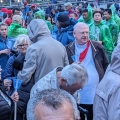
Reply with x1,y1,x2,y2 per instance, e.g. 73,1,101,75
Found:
17,44,28,49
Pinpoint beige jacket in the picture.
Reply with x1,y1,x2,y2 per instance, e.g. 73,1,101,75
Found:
17,19,69,85
93,43,120,120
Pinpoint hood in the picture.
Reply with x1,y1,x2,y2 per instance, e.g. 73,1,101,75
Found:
34,10,45,20
27,19,51,43
110,33,120,74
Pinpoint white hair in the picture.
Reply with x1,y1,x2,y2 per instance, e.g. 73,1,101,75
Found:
27,89,79,120
60,63,88,88
13,34,31,49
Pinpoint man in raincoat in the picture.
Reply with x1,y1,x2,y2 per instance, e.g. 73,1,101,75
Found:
34,10,52,31
89,10,114,61
78,4,93,26
110,4,120,32
104,8,119,45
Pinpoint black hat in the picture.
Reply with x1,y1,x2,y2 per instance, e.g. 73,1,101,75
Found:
57,13,70,23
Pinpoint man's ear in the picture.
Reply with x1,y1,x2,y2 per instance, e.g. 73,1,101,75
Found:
60,78,67,85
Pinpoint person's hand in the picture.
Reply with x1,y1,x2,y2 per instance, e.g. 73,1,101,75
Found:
4,79,12,91
10,91,19,102
0,49,10,55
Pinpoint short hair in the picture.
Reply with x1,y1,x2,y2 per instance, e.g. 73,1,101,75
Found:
64,2,72,7
12,8,20,14
82,8,88,13
27,89,79,120
104,9,112,15
13,34,31,49
0,23,7,28
60,63,88,88
93,10,103,17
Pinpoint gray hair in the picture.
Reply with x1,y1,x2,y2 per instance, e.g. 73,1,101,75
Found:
27,89,79,120
60,63,88,88
13,34,31,49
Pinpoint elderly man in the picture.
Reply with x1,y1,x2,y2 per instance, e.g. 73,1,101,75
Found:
64,2,74,17
27,89,80,120
66,22,109,120
30,63,88,101
93,34,120,120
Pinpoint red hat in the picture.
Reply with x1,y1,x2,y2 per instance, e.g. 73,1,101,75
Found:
5,18,12,26
1,8,8,13
31,4,36,7
7,9,12,15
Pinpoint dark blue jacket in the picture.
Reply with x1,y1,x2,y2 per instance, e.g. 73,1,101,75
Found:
3,55,18,79
0,35,14,70
57,19,77,46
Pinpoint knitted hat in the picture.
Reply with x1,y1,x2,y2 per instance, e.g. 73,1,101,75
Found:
12,15,22,25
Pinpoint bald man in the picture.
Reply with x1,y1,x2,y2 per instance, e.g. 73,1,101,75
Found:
66,22,109,120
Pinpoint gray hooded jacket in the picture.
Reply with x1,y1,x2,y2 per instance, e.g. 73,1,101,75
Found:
93,38,120,120
17,19,69,85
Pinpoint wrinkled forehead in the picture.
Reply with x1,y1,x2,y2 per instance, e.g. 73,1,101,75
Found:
74,25,89,32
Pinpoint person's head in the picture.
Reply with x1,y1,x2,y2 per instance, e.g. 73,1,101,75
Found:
93,10,102,23
34,10,45,20
48,1,52,7
104,9,112,20
69,12,78,20
64,2,72,11
13,34,31,53
12,8,20,15
31,4,36,11
73,22,89,45
107,3,112,9
0,23,8,38
27,19,50,43
59,63,88,94
27,89,80,120
82,8,88,20
75,6,82,15
57,13,70,28
45,14,52,23
12,15,22,25
90,3,94,9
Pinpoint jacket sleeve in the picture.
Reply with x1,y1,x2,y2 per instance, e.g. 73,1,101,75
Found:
108,87,120,120
3,56,15,79
17,47,37,85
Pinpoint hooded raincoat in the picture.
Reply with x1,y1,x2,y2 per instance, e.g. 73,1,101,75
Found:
78,4,93,26
89,21,114,60
93,34,120,120
34,10,52,31
110,4,120,32
8,23,27,38
104,18,119,45
17,19,69,85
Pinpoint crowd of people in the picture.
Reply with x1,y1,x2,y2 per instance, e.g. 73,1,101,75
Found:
0,0,120,120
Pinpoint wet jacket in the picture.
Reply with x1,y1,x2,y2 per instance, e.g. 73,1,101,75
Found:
93,37,120,120
0,80,13,120
17,19,69,85
66,41,109,81
57,19,77,46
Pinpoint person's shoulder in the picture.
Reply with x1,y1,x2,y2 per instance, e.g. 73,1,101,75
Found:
91,41,105,50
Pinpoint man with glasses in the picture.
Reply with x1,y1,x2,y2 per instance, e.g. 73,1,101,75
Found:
66,22,109,120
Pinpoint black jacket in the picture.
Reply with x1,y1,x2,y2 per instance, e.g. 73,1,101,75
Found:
0,80,13,120
66,41,109,81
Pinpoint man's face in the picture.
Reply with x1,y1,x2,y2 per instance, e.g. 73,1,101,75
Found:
69,13,77,20
93,13,102,23
82,12,88,20
65,6,71,11
73,25,89,45
34,100,75,120
104,11,111,20
14,10,20,15
0,25,8,38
